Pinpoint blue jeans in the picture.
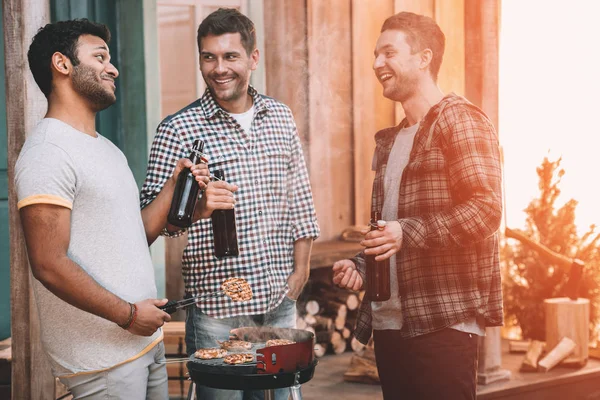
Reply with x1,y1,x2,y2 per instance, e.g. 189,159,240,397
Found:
58,341,168,400
186,296,297,400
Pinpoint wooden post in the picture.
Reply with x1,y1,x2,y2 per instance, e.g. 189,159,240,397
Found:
464,0,510,385
3,1,55,398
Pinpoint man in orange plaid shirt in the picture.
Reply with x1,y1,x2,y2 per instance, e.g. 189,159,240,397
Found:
333,11,503,400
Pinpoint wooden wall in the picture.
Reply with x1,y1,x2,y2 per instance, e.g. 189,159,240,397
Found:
306,0,354,240
4,1,56,399
265,0,478,241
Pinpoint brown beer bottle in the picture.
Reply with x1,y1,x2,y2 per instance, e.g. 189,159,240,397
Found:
365,211,391,301
167,139,205,228
211,169,239,258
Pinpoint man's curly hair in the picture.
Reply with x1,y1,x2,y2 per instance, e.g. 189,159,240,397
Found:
28,18,111,98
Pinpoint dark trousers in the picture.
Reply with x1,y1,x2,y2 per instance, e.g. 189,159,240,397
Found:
373,328,479,400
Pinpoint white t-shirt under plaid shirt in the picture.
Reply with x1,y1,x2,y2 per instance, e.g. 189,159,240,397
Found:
141,87,320,318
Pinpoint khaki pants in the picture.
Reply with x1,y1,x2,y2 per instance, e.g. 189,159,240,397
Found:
59,341,168,400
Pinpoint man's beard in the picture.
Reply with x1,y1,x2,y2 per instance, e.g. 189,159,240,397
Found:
72,63,116,112
204,72,249,104
385,74,418,103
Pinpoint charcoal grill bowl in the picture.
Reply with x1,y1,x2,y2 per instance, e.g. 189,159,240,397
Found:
187,358,317,390
187,326,317,391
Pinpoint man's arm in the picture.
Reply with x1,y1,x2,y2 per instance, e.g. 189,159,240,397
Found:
20,203,170,336
287,237,313,299
141,158,209,245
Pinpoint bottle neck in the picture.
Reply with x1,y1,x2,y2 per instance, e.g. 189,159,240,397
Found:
371,211,381,222
189,149,202,164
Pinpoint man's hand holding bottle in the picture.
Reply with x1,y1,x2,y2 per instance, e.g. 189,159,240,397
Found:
195,179,238,220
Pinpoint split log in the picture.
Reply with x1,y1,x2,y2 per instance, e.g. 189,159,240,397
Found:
340,327,351,340
304,300,320,316
346,294,360,311
313,290,359,311
313,315,334,332
304,326,315,335
296,315,307,330
309,282,361,311
330,331,347,355
315,330,333,344
345,314,357,331
509,340,531,353
304,314,317,326
321,301,347,330
538,337,576,372
519,340,545,372
313,343,327,358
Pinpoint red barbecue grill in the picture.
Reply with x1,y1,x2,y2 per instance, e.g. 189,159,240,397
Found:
187,327,318,399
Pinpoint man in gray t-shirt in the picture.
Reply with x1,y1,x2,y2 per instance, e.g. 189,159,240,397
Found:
16,19,208,399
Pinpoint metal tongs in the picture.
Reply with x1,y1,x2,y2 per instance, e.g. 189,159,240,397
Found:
159,277,252,314
158,291,225,314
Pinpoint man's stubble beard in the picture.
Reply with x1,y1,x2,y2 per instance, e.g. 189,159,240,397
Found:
386,74,419,103
72,63,116,112
203,70,251,104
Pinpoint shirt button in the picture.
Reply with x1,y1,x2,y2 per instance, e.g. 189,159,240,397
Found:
255,180,259,184
258,210,262,215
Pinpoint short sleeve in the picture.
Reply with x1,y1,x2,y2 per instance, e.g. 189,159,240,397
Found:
15,143,77,210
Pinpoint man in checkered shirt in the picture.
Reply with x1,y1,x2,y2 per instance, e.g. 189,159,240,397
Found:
333,12,503,400
140,8,319,400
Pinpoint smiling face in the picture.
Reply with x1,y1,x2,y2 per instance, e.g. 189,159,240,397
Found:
71,34,119,111
199,32,258,113
373,29,423,103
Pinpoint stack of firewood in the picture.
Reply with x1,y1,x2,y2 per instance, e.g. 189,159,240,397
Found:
295,276,380,383
296,281,362,357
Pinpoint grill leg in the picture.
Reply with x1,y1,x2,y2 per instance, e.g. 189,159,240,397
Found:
289,384,302,400
264,389,276,400
186,380,196,400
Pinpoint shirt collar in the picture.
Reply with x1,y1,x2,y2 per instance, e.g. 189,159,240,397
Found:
201,85,269,120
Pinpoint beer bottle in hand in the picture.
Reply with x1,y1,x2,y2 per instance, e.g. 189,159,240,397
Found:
167,139,205,228
365,211,391,301
211,169,239,258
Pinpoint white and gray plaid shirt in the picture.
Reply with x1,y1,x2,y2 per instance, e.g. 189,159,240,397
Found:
141,87,320,318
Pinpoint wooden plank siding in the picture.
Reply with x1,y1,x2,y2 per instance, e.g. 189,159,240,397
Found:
0,2,11,343
4,1,56,399
435,0,466,96
265,0,474,240
351,0,396,226
307,0,354,241
465,0,500,128
263,0,309,146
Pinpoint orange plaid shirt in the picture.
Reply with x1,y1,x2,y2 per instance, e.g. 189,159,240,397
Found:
353,93,504,343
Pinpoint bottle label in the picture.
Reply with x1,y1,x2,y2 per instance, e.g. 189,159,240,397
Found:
192,149,209,164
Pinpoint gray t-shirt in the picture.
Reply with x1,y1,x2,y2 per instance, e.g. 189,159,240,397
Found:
15,118,162,376
372,123,418,330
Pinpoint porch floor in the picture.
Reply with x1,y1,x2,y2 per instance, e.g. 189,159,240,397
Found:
166,338,600,399
301,339,600,400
